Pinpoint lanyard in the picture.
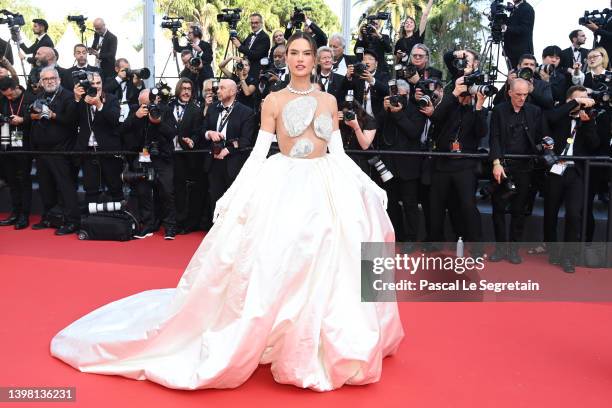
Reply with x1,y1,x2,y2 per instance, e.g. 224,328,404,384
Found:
562,120,578,156
9,92,25,117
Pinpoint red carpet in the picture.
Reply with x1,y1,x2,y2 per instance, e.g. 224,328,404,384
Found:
1,219,612,407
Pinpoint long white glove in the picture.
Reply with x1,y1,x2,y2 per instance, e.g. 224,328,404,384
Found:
327,129,388,209
212,129,274,223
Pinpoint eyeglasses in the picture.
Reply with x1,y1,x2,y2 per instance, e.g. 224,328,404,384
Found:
588,54,603,60
412,54,427,58
41,77,58,82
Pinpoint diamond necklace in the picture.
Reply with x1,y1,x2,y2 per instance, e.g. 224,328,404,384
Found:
287,83,316,95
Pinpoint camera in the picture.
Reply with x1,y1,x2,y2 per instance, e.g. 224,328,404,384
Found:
190,56,202,68
463,71,498,97
121,162,155,185
150,81,172,104
29,99,51,119
487,0,514,42
395,63,418,81
217,8,242,30
415,79,439,108
125,68,151,80
212,139,226,155
161,16,184,33
536,64,555,75
368,155,394,183
453,54,468,71
291,6,312,28
353,61,368,78
146,88,165,120
235,61,244,71
483,176,517,200
0,10,26,29
211,79,219,102
516,67,534,81
536,136,559,167
343,90,356,121
88,201,127,214
72,70,98,97
579,8,612,26
388,79,401,107
67,15,87,32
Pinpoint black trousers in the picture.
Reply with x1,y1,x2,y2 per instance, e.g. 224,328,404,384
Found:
36,155,80,225
543,167,583,259
384,177,420,242
430,167,482,242
174,153,208,230
491,170,532,243
81,153,124,203
130,159,176,230
0,154,32,216
208,159,240,220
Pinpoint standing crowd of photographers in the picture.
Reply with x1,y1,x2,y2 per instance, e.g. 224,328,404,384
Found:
0,1,611,272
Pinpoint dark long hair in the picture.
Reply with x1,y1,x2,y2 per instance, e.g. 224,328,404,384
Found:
285,31,318,56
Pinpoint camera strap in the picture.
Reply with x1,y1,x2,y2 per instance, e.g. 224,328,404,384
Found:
561,120,578,157
8,92,24,119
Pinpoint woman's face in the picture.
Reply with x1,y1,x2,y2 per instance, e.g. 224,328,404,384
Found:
273,31,285,45
404,18,415,32
241,60,250,74
588,51,604,69
286,38,315,78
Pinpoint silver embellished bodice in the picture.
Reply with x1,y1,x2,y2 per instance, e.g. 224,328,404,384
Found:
281,96,333,158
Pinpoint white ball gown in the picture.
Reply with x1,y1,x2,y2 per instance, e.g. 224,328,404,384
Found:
50,91,404,392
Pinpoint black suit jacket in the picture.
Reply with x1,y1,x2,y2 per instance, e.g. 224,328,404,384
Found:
103,77,143,107
333,54,358,74
560,47,589,73
74,93,121,151
341,69,390,117
503,1,535,66
19,33,54,59
376,99,427,180
30,87,78,151
161,99,203,167
199,101,255,175
318,72,345,107
91,30,118,80
489,101,543,162
238,31,271,76
0,37,14,65
173,38,214,79
544,100,599,173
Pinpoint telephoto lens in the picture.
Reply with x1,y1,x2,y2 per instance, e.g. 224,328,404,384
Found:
368,155,394,183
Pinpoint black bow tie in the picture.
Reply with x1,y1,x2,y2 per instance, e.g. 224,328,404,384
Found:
320,75,329,79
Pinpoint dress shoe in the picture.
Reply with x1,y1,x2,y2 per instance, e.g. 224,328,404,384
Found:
561,259,575,273
32,219,53,230
55,224,79,236
14,215,29,230
488,247,507,262
164,227,176,240
0,214,17,226
507,249,523,264
134,228,154,239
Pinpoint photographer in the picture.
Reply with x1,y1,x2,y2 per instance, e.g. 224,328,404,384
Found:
583,47,612,242
538,46,570,105
338,92,377,173
284,9,328,49
394,0,435,62
89,19,118,81
103,58,145,123
0,37,14,65
444,49,480,80
560,30,590,76
27,46,71,92
502,0,535,67
172,25,213,80
542,86,599,272
200,79,254,222
354,18,392,72
66,44,100,89
493,54,554,109
316,46,344,105
232,13,270,77
0,57,18,81
429,75,488,245
343,49,389,117
73,70,122,204
163,78,205,234
121,88,177,240
0,77,36,230
376,79,427,243
219,56,258,109
29,67,80,236
489,78,545,263
584,7,612,59
406,44,443,84
179,50,207,100
329,33,357,76
17,18,54,67
258,46,290,98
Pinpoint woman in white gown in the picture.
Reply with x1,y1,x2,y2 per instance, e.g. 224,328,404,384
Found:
50,33,404,392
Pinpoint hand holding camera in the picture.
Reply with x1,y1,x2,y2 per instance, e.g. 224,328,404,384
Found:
84,94,102,109
452,76,468,98
10,115,23,126
208,130,224,142
135,104,149,119
74,84,86,101
383,96,403,113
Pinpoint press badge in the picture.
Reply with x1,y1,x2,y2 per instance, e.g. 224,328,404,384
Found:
10,130,23,148
550,162,567,175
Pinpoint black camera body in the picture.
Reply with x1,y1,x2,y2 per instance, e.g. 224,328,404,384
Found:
415,79,439,108
161,16,184,34
29,98,51,119
291,6,312,27
217,8,242,30
516,67,534,81
72,70,98,97
463,71,498,97
394,63,418,81
67,15,87,32
488,0,514,42
353,61,368,78
579,8,612,26
125,68,151,80
212,139,226,155
589,73,612,109
0,10,26,29
484,176,517,200
122,162,155,185
536,136,559,167
235,61,244,71
190,56,202,68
